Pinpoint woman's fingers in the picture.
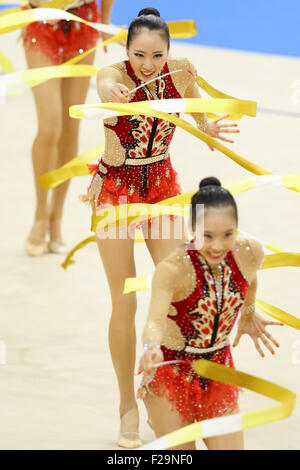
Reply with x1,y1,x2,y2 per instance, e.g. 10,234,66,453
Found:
218,128,240,133
232,331,242,347
214,113,230,122
265,321,284,326
262,328,280,348
219,123,238,128
218,135,234,143
259,334,275,355
251,336,265,357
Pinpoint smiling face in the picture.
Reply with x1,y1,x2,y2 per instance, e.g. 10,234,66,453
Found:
198,206,238,266
126,28,169,82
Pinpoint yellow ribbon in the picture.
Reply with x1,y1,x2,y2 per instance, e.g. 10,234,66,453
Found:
70,101,271,178
140,359,296,449
58,175,299,268
0,50,15,73
255,299,300,330
260,252,300,270
5,64,99,90
39,143,104,189
90,174,300,232
61,235,96,269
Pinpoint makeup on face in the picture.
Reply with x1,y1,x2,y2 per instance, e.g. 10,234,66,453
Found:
197,207,238,265
127,29,169,82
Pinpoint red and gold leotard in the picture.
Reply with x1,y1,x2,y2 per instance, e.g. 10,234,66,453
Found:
87,57,204,208
139,240,251,422
23,0,100,64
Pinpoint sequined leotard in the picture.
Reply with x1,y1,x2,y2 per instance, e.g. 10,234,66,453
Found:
87,57,205,208
23,0,100,65
139,239,251,422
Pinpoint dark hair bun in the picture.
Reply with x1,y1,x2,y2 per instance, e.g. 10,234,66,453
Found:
138,7,160,17
199,177,221,190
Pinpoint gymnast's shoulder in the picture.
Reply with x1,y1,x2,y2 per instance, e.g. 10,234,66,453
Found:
233,235,265,281
151,244,192,291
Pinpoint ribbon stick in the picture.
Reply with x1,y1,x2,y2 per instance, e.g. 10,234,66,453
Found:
140,359,296,450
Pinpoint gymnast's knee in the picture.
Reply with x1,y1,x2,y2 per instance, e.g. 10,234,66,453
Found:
111,292,137,318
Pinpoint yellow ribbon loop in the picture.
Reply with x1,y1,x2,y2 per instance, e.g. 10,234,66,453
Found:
0,8,196,38
39,143,105,190
61,235,96,269
58,175,299,269
195,75,248,120
70,101,271,177
140,359,296,449
0,8,123,34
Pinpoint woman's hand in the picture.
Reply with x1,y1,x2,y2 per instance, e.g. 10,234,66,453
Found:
233,311,283,357
108,83,130,103
139,346,164,375
206,113,240,151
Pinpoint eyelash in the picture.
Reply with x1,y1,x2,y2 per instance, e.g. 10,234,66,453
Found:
204,233,233,239
134,54,163,58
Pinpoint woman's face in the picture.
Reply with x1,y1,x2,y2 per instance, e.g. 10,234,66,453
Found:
127,28,169,82
197,206,238,266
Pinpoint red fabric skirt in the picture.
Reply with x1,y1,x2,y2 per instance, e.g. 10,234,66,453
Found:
23,2,100,64
143,345,239,423
88,156,182,208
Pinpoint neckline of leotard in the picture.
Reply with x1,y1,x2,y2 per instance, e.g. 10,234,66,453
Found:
125,59,170,90
186,240,249,288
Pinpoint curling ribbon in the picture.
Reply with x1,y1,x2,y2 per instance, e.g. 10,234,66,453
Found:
0,19,196,89
90,175,300,232
51,19,197,67
2,64,99,91
39,143,105,189
140,359,296,449
59,176,300,268
70,97,256,120
0,8,196,37
69,100,271,177
61,235,96,269
0,8,124,34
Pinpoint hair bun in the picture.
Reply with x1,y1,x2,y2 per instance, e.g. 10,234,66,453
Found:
199,176,221,190
138,7,160,17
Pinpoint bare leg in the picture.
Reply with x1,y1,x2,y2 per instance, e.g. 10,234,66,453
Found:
96,230,142,447
23,46,62,253
203,408,244,450
144,393,196,450
143,215,188,265
49,52,96,244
